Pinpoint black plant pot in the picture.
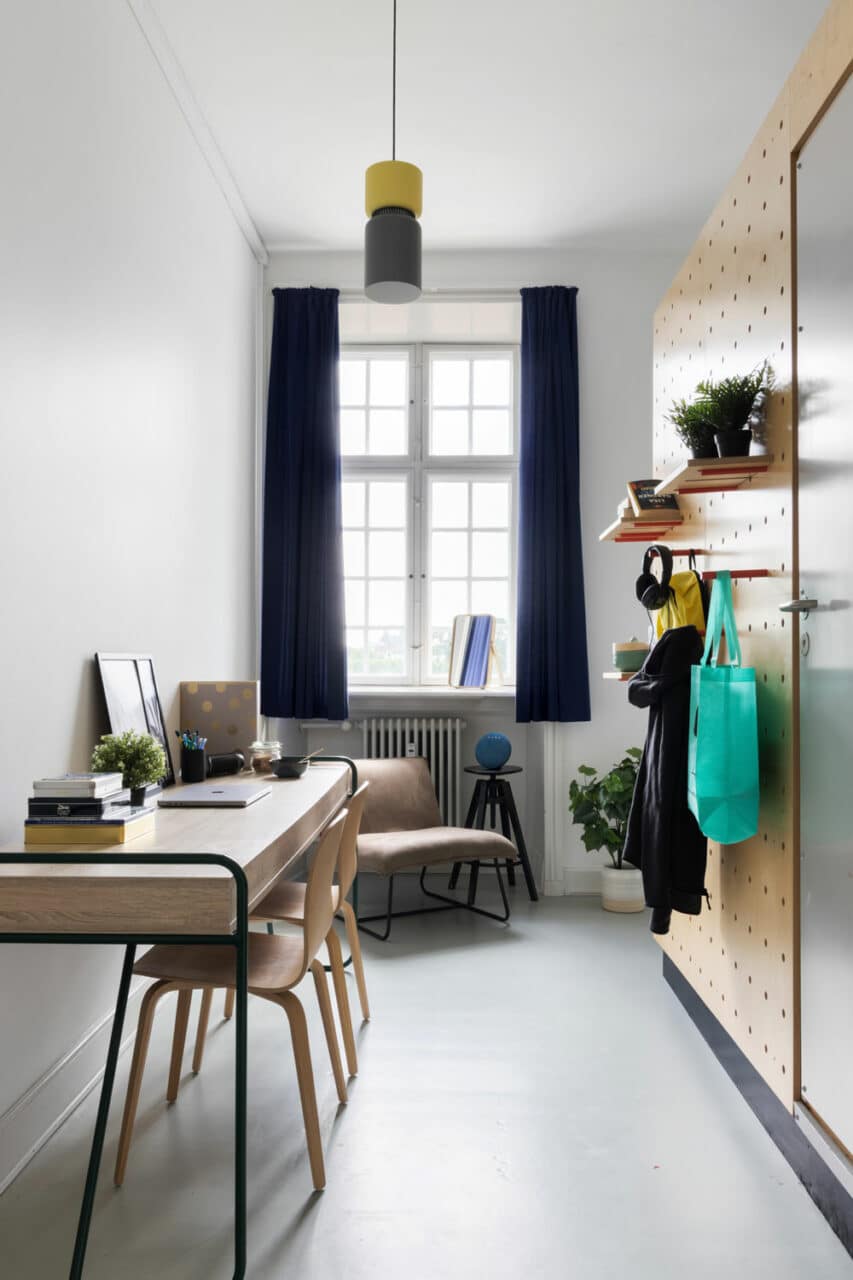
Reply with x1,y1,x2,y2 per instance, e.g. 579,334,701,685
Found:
129,785,147,808
689,442,718,460
714,429,752,458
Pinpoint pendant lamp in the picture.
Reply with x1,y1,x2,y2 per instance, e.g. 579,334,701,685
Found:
364,0,422,303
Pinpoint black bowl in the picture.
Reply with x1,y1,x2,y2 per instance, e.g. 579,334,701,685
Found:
269,757,309,779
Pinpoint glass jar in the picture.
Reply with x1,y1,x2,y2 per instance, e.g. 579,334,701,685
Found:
249,740,281,774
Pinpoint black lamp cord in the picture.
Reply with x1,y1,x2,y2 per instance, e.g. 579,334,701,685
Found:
392,0,397,160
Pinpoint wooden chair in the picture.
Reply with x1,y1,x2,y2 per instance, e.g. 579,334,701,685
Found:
353,757,514,941
190,783,370,1082
114,810,348,1192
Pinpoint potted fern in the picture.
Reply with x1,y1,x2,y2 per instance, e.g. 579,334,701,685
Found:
91,730,166,806
665,396,718,458
696,361,773,457
569,749,644,912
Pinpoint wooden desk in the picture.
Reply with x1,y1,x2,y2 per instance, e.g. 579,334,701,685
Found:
0,760,353,1280
0,763,350,936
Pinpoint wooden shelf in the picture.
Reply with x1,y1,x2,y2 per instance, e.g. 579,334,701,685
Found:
654,455,773,496
603,671,635,681
598,516,684,543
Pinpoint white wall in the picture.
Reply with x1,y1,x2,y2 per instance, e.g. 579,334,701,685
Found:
266,247,680,892
0,0,258,1187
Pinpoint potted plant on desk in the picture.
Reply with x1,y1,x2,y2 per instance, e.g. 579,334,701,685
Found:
569,749,644,912
91,730,166,807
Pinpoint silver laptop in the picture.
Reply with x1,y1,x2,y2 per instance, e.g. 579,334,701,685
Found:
158,783,272,809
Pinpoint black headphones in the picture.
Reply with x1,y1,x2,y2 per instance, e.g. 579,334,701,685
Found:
635,544,674,610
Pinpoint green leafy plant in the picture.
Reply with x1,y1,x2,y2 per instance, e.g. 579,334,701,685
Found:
665,395,717,455
695,361,773,434
91,730,166,790
568,749,642,869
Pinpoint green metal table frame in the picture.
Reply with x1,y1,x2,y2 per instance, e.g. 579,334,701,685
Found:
0,756,358,1280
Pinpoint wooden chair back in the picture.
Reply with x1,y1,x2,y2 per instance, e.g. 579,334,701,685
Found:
337,782,370,898
301,810,346,970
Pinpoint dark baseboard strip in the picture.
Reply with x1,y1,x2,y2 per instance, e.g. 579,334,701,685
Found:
663,953,853,1257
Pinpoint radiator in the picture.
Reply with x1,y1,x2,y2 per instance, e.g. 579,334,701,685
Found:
360,716,466,826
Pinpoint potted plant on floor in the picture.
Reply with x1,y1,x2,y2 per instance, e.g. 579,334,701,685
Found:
695,361,773,457
91,730,166,806
665,395,717,459
569,749,644,912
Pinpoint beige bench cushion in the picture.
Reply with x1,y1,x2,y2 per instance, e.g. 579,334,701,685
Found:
357,826,515,876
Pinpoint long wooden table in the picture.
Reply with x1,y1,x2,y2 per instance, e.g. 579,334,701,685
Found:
0,761,353,1280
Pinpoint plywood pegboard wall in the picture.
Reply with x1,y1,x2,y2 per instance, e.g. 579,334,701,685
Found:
651,0,853,1107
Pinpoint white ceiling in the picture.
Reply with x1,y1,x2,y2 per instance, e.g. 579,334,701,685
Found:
150,0,826,256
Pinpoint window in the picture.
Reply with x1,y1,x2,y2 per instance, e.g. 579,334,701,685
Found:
340,345,518,686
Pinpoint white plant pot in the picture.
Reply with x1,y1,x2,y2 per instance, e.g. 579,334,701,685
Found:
600,864,645,913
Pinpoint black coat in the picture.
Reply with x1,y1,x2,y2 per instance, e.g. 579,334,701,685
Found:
623,625,707,935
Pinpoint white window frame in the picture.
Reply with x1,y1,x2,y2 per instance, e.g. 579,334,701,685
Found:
340,342,519,687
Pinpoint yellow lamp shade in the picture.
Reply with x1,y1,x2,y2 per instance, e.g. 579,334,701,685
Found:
365,160,423,218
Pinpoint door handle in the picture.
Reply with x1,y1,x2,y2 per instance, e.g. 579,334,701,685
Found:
779,599,819,615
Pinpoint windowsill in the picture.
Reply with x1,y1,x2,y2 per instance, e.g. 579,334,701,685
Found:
345,685,516,713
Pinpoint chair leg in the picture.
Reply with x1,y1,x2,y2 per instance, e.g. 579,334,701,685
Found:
340,900,370,1020
192,988,214,1075
114,980,175,1187
270,990,326,1191
310,959,347,1104
325,927,357,1077
167,989,192,1103
224,987,235,1020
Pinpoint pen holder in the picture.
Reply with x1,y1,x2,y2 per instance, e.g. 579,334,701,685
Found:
181,746,207,784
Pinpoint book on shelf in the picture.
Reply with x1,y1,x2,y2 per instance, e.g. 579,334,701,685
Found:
32,772,124,798
626,479,683,521
24,808,156,845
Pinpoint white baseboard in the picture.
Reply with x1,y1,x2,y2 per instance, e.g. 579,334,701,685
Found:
0,980,147,1195
565,867,603,896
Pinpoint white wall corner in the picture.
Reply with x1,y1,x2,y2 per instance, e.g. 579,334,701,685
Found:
542,722,569,895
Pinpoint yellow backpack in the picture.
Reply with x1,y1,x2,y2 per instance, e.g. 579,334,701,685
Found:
636,546,709,638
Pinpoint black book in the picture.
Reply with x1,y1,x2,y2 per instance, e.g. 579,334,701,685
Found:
27,792,136,817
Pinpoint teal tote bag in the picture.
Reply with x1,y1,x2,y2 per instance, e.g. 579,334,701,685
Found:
688,571,759,843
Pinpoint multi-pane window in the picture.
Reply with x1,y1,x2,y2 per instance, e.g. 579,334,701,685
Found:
340,345,518,685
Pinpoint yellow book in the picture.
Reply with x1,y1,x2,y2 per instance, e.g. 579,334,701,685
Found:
24,812,155,846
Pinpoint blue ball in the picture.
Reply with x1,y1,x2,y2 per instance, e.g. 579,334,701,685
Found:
475,732,512,770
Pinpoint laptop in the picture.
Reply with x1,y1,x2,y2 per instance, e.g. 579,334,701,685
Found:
158,783,272,809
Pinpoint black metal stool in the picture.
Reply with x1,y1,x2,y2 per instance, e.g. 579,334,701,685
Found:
448,764,539,902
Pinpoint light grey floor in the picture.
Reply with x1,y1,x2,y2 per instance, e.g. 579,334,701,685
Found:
1,890,851,1280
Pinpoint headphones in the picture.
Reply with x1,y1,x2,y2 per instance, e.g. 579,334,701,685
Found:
635,544,674,610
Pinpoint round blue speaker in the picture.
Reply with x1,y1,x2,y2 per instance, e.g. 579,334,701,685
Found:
475,732,512,771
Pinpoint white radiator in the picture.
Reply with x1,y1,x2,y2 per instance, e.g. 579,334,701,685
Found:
360,716,465,826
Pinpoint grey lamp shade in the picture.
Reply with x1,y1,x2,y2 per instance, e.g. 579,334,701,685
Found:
364,208,422,304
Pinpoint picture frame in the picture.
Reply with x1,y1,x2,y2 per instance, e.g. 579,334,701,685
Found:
448,615,498,688
94,652,175,786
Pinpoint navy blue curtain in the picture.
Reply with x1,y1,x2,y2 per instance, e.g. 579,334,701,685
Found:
261,287,348,721
516,286,590,723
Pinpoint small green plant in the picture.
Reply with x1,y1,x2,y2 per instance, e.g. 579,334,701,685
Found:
665,395,717,456
91,730,166,790
695,361,773,434
568,749,642,869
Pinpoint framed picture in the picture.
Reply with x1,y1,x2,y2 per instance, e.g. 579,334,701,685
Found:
95,652,175,786
448,615,498,688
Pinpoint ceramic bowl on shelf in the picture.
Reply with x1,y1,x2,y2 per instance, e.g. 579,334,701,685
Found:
612,639,649,673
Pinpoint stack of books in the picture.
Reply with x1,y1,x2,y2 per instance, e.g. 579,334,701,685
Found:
25,773,156,846
600,479,684,542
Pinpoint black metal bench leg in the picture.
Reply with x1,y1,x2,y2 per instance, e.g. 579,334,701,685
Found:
357,876,396,941
69,944,136,1280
